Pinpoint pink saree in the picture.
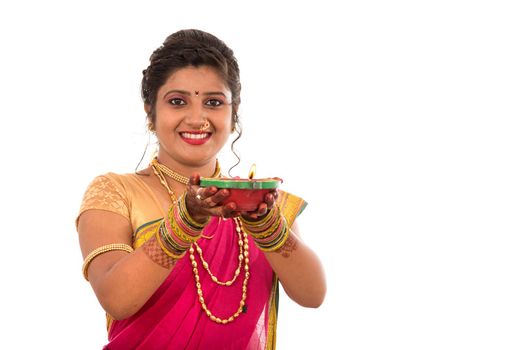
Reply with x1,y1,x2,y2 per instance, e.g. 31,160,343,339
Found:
105,216,278,350
78,173,305,350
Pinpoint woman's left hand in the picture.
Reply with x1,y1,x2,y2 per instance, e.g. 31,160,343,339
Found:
241,190,279,220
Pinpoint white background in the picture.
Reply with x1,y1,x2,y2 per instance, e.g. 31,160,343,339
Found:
1,0,523,349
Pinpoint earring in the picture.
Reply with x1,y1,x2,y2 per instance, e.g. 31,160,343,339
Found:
147,121,155,132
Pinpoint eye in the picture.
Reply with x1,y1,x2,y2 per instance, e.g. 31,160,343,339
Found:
169,98,186,106
205,99,223,107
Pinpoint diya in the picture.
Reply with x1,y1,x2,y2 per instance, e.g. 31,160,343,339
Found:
199,164,282,211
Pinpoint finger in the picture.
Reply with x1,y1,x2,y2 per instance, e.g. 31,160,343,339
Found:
221,202,237,218
197,188,227,208
245,212,259,220
210,189,230,203
264,192,276,207
241,209,260,220
256,202,268,216
203,203,236,218
202,186,218,197
188,174,202,201
195,188,205,201
202,196,218,208
189,173,201,186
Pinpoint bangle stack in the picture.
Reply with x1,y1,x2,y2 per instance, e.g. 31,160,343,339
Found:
240,207,289,252
157,193,208,258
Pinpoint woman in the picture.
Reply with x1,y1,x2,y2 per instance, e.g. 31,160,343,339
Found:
77,29,326,349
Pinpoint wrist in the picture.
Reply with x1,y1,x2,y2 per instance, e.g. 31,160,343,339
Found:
240,207,277,227
240,207,290,252
188,211,211,225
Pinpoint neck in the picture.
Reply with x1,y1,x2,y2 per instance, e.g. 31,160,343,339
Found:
156,151,218,179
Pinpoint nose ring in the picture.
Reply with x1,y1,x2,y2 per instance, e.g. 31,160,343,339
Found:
200,119,210,132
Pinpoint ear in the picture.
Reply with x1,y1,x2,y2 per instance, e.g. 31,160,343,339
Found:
145,104,155,132
231,112,238,134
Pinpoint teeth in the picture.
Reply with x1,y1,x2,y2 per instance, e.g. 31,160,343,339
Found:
181,133,209,140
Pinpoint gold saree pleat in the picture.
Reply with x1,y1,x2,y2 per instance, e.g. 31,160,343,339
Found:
265,275,279,350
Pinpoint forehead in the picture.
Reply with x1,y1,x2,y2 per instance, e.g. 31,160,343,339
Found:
161,66,230,93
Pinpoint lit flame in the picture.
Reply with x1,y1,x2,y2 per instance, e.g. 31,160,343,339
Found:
248,164,256,179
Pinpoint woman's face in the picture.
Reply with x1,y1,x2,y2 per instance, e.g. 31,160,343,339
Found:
151,65,234,168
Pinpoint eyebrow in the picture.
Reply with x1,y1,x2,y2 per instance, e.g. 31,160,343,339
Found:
163,89,228,99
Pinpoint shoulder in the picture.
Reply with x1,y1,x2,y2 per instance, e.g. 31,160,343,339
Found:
79,172,145,212
86,172,145,193
76,173,135,228
101,172,140,185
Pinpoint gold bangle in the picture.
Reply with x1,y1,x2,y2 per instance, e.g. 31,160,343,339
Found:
240,207,277,228
257,225,290,252
247,213,283,239
82,243,134,281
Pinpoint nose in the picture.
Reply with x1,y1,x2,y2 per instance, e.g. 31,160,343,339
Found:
185,103,208,129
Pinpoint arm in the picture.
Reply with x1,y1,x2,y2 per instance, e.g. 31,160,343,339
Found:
78,174,234,320
262,222,326,308
78,210,173,320
237,190,326,308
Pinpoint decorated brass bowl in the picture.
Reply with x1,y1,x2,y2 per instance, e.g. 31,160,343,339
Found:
199,177,282,211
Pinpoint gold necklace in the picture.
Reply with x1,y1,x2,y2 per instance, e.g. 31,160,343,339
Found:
151,157,221,185
193,227,245,286
189,218,250,324
151,163,177,201
151,165,250,324
151,160,215,241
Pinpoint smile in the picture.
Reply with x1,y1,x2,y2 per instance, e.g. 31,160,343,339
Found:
180,132,212,145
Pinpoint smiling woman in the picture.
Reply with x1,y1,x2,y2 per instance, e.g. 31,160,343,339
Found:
151,66,233,169
75,29,326,350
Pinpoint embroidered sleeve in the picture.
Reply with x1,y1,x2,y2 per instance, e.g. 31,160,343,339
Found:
277,191,307,227
76,175,130,228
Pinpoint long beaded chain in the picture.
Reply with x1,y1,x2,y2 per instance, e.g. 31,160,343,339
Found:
190,218,250,324
151,161,250,324
193,238,244,286
151,163,177,201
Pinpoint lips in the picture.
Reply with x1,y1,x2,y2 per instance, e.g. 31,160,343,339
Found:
179,132,211,145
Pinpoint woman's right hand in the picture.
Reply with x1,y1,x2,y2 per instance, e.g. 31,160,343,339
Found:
184,174,240,222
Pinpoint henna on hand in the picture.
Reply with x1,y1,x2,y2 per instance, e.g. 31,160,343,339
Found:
276,234,298,258
143,235,178,269
185,174,240,219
